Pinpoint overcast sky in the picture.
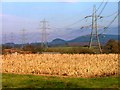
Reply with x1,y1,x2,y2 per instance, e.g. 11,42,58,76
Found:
0,1,118,43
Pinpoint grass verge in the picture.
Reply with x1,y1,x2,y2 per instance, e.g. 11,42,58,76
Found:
1,73,120,89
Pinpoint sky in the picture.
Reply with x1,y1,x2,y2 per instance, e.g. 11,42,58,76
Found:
0,1,119,44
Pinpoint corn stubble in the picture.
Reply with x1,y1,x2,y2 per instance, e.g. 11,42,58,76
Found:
1,54,119,78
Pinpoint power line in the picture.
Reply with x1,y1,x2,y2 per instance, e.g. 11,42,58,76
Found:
51,18,86,30
49,1,108,41
63,18,85,28
59,7,92,22
62,1,106,29
98,0,109,16
95,0,105,13
99,12,119,35
82,0,108,30
104,11,118,18
50,1,106,33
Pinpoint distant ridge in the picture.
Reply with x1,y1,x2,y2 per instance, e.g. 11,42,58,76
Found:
68,34,119,44
50,34,119,46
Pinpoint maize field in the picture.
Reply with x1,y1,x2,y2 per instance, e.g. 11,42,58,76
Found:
1,54,119,78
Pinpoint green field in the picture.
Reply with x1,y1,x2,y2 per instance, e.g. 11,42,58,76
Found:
44,46,96,54
1,73,120,88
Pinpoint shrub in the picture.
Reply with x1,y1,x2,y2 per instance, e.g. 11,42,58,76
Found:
103,39,120,53
22,45,44,53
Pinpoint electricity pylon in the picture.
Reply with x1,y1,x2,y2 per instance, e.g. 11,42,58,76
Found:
10,32,14,48
85,5,103,53
4,33,7,44
21,29,26,49
40,18,49,48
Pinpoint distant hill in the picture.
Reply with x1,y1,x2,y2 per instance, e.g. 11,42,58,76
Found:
68,35,90,43
49,38,67,46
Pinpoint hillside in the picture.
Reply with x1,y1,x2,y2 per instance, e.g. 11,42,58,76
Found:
49,38,67,46
50,34,119,46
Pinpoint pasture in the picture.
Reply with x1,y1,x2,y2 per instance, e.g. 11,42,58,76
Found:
2,73,120,88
